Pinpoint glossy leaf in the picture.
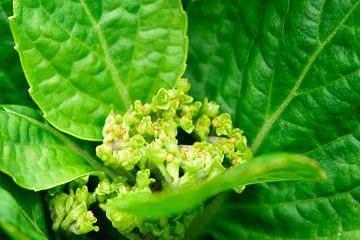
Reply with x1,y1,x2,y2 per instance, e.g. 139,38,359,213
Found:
0,173,48,240
0,105,104,191
10,0,187,141
186,0,360,238
0,0,34,106
105,153,324,218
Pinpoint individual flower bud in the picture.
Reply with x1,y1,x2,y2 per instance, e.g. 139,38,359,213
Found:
102,111,118,137
162,108,177,120
175,78,191,93
112,149,137,170
212,113,233,136
194,115,211,140
123,110,139,126
106,208,142,234
180,94,194,105
161,120,178,139
96,143,113,162
62,202,98,235
179,114,194,134
153,88,170,110
147,139,166,165
129,135,146,149
95,179,113,196
182,101,202,117
201,98,219,117
137,116,152,135
75,186,89,203
133,100,142,113
69,210,99,235
134,169,156,192
50,193,68,230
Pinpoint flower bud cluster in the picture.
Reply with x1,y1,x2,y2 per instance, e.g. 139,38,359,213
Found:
49,177,99,235
94,79,252,239
96,78,252,188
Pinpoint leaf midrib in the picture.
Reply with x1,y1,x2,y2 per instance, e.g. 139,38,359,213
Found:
250,0,360,153
79,0,130,107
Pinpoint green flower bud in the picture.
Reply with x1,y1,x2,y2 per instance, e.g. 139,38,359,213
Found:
179,114,194,134
201,98,219,117
96,143,112,161
180,94,194,105
50,193,68,230
175,78,191,93
147,139,166,165
182,101,202,117
134,169,155,192
106,209,142,234
153,88,170,110
194,115,211,140
137,116,152,135
129,135,146,149
112,149,139,170
212,113,233,136
95,179,112,196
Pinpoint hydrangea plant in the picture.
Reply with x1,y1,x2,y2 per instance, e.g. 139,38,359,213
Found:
1,0,357,239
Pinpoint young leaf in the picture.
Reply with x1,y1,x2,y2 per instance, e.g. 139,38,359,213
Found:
0,173,48,240
186,0,360,238
0,0,34,107
104,153,324,218
10,0,188,141
0,105,106,191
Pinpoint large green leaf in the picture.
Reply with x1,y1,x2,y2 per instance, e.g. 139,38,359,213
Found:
9,0,187,141
0,105,108,191
105,153,323,219
0,173,48,240
0,0,34,106
186,0,360,239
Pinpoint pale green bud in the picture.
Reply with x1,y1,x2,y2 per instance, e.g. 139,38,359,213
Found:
106,209,142,234
179,114,194,134
129,135,146,149
153,88,170,110
194,115,211,140
201,98,219,117
175,78,191,93
212,113,233,136
137,116,152,135
134,169,156,192
147,139,166,165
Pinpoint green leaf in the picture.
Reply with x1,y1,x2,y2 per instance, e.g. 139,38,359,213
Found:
186,0,360,238
0,173,48,240
10,0,188,141
0,0,34,106
0,105,108,191
104,153,323,219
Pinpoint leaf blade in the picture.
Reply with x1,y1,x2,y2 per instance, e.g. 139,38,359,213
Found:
105,153,323,218
186,0,360,238
10,0,187,140
0,173,48,240
0,0,34,106
0,105,101,190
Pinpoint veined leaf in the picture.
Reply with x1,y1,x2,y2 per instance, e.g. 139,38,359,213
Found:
104,153,324,218
0,105,107,191
0,0,34,106
186,0,360,239
9,0,187,141
0,173,48,240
